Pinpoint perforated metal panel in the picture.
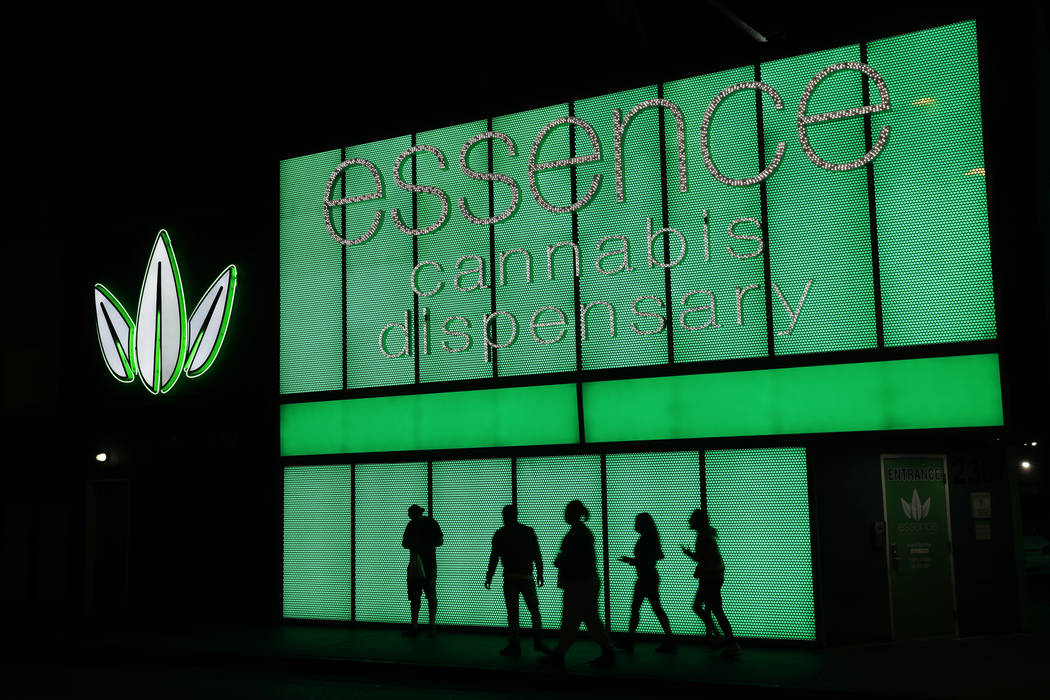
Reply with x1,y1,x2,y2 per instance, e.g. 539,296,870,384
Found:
705,447,815,640
432,458,512,627
280,150,343,393
763,46,878,355
343,135,415,389
516,454,603,630
606,452,703,635
869,20,995,346
283,465,352,620
576,86,670,370
417,120,494,382
355,462,428,624
666,67,769,361
493,104,578,376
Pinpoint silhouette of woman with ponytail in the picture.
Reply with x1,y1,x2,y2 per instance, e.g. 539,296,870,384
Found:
617,512,676,653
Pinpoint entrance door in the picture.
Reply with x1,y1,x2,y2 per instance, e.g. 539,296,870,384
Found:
881,455,957,639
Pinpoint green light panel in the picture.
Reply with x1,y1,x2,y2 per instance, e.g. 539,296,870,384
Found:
355,461,428,624
705,447,814,640
869,20,996,346
493,104,578,376
666,67,768,362
762,46,877,355
576,86,669,370
583,353,1004,443
606,452,705,635
280,382,579,456
418,120,494,382
516,454,602,629
283,465,352,621
344,135,415,388
432,458,512,627
280,150,343,393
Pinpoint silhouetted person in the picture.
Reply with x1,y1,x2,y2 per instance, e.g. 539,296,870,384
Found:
402,503,443,637
616,512,676,653
682,508,740,656
485,504,553,656
539,500,616,668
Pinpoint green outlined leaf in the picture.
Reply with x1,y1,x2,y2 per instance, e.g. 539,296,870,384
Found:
911,490,922,521
901,497,913,520
94,284,137,383
135,230,188,394
921,497,931,519
185,265,237,378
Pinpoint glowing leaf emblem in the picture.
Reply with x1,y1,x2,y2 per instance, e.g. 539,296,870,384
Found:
185,265,238,378
94,284,137,382
93,230,237,394
901,488,931,520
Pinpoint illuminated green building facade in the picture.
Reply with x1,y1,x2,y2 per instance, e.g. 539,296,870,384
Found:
279,21,1010,642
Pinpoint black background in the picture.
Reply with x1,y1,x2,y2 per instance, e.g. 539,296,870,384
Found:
4,1,1047,631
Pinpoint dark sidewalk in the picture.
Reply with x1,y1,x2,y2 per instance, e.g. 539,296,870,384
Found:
5,623,1046,699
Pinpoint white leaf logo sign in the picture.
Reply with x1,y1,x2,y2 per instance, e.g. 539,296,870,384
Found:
136,230,188,393
185,265,238,378
94,284,137,383
901,488,932,521
93,229,237,394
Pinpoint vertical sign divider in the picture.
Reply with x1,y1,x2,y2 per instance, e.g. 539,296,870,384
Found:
351,461,356,623
510,456,517,507
699,450,707,512
570,102,586,444
755,64,775,357
488,117,499,377
860,42,885,348
412,134,421,383
341,147,348,391
427,460,434,517
600,453,612,633
659,83,675,364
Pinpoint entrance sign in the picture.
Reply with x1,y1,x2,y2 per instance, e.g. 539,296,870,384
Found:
881,455,958,638
94,230,238,394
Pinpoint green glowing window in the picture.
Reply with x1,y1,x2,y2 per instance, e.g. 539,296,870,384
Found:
516,454,603,629
576,86,670,371
705,447,815,640
417,120,494,382
344,135,415,389
432,458,512,627
280,150,343,393
493,104,578,377
283,465,352,621
762,46,877,355
666,67,768,362
868,20,995,346
606,452,704,635
355,461,428,624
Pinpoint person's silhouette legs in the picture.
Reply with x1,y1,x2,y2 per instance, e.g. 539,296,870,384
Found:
693,587,721,644
502,582,523,656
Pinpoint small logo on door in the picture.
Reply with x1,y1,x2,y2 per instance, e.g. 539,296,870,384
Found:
901,489,931,520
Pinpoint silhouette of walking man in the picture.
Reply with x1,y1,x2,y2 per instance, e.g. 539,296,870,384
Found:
682,508,740,656
485,504,553,657
402,503,443,637
616,512,676,653
539,500,616,668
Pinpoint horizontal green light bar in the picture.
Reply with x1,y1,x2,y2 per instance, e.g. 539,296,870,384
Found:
281,383,579,456
583,354,1003,443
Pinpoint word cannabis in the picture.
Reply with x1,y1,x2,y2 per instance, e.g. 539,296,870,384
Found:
378,216,812,361
323,62,890,246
